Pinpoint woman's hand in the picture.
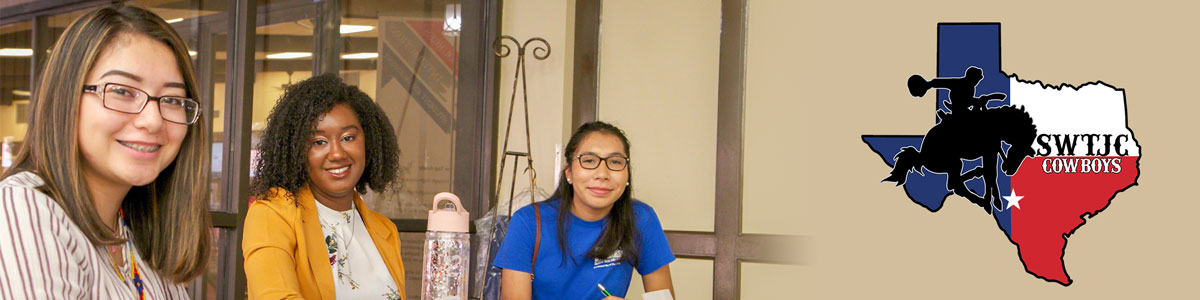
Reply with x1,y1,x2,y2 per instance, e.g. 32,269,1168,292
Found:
642,265,675,298
602,297,625,300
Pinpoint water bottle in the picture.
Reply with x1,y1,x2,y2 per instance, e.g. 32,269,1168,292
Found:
422,192,471,300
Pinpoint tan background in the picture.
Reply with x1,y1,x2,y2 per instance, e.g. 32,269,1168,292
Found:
493,0,575,207
495,0,1200,298
762,0,1200,298
598,1,721,298
0,0,1193,298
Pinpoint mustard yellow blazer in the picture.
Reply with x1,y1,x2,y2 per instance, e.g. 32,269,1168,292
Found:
242,186,406,300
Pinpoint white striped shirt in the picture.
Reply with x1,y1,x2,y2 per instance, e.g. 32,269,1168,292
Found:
0,171,189,299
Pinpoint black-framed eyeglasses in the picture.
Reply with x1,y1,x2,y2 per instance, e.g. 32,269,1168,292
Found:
82,83,201,125
575,154,630,171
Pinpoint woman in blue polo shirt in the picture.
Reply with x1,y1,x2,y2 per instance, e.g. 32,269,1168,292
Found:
495,121,676,300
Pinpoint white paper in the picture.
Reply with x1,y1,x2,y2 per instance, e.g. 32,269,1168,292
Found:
642,289,674,300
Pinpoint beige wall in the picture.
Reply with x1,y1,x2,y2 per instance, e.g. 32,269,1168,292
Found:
742,262,803,299
743,0,808,237
494,0,576,203
762,0,1200,298
597,0,720,233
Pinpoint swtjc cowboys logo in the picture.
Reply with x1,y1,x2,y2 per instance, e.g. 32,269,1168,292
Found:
861,23,1140,286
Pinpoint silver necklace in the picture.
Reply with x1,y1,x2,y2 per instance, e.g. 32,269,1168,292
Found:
324,203,361,288
338,207,358,252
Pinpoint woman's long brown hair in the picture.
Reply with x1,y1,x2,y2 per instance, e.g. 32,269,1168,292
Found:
0,3,211,282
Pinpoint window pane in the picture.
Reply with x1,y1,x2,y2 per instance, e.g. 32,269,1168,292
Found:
0,21,31,172
133,0,231,211
400,231,424,300
342,0,463,220
247,5,317,202
3,7,103,172
131,4,235,300
188,227,228,300
207,28,228,212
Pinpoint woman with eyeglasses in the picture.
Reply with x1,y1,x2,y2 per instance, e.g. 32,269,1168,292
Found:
495,121,676,300
0,4,210,298
242,74,405,300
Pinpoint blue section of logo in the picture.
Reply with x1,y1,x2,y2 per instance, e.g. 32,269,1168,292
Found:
863,136,952,211
863,23,1013,237
936,24,1009,116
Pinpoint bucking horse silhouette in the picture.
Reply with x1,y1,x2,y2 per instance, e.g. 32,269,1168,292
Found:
884,67,1038,214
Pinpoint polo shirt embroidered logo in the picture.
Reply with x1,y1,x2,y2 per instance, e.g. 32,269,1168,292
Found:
593,250,623,269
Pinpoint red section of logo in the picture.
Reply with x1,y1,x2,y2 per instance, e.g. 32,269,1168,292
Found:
1009,156,1139,284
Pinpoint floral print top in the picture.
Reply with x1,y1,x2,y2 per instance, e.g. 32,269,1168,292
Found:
314,200,402,300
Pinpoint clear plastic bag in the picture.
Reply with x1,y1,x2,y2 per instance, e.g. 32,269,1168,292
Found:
471,211,497,299
472,186,550,300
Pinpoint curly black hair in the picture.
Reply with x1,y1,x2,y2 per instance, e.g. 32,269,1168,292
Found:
250,73,400,200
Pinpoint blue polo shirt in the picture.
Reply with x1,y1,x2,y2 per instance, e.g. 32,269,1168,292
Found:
494,198,675,300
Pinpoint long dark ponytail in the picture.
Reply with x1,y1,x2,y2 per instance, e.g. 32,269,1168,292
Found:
553,121,639,266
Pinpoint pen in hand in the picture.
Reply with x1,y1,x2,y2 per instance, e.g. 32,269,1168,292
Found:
597,283,613,297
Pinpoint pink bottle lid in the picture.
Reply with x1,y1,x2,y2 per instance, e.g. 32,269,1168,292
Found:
427,192,470,232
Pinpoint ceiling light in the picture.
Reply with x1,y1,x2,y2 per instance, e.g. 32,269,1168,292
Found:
340,25,374,34
341,52,378,59
0,48,33,57
444,4,462,33
165,18,184,24
266,52,312,59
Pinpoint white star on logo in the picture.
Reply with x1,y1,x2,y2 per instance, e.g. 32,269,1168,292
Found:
1004,189,1024,210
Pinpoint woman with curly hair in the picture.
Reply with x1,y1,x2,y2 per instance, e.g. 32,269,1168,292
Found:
242,73,405,300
